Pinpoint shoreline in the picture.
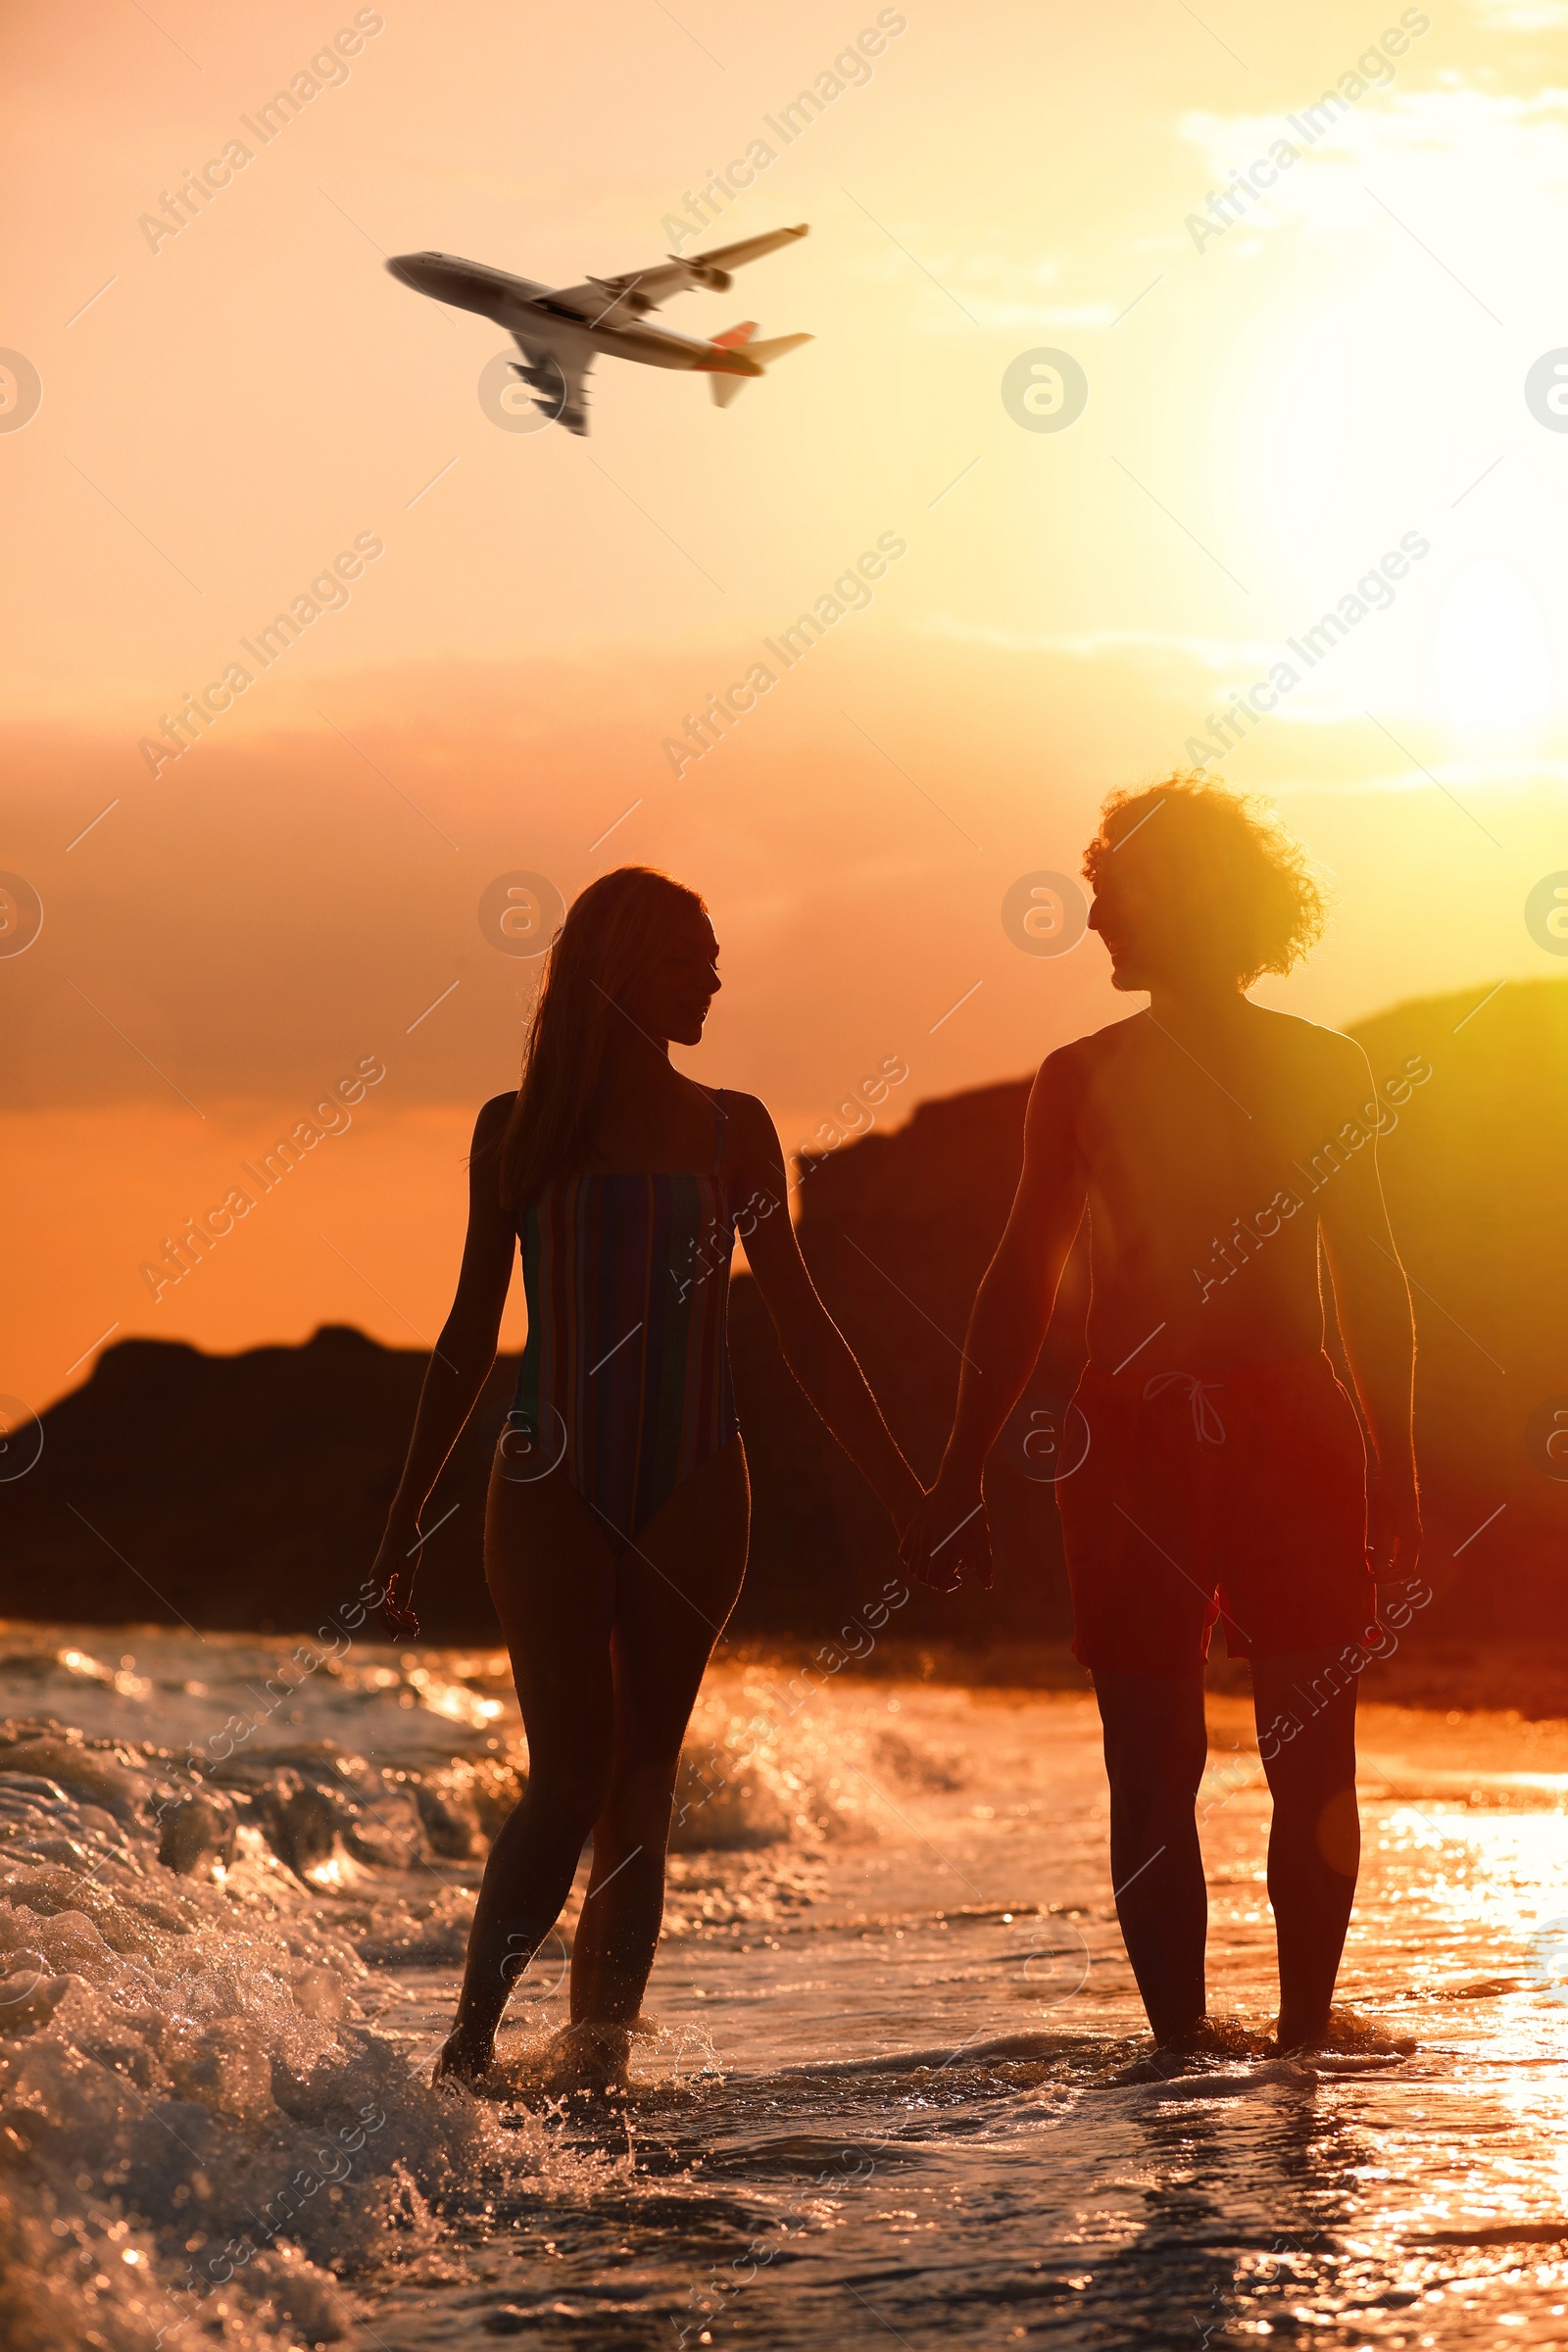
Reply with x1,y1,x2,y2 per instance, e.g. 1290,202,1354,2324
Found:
720,1632,1568,1728
8,1617,1568,1732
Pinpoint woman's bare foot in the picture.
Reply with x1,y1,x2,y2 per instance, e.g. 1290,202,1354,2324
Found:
432,2028,498,2089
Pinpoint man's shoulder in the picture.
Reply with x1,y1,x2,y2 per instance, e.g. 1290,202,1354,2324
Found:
1250,1005,1368,1073
1026,1018,1144,1126
1049,1011,1149,1073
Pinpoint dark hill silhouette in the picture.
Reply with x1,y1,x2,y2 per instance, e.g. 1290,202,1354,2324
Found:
2,978,1563,1644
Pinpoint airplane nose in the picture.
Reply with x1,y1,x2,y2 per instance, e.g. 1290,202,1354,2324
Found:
387,254,447,293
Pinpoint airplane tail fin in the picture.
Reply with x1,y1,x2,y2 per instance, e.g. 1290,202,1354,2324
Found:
747,332,813,366
709,329,812,407
710,321,757,406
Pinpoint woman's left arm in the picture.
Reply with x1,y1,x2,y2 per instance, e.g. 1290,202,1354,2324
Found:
726,1094,922,1537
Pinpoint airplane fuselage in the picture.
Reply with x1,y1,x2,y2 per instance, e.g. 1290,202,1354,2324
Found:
386,254,762,375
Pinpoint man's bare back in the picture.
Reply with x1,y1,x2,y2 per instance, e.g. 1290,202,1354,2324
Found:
1057,1003,1429,1376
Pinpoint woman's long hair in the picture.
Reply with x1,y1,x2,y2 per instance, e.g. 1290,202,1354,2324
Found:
493,866,707,1213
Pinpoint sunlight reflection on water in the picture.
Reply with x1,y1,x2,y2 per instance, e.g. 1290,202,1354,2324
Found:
2,1628,1568,2346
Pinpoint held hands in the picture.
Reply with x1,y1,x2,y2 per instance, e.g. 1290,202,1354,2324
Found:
1366,1461,1422,1586
898,1473,993,1594
372,1520,422,1643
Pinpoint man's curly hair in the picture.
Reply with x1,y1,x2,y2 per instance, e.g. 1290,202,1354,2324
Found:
1082,774,1328,987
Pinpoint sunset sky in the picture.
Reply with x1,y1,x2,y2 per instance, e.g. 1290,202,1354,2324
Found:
4,0,1567,1414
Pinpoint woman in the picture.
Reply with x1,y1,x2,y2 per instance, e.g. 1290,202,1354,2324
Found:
371,866,921,2091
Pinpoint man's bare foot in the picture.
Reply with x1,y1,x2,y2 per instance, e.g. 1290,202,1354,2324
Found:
1097,2015,1274,2085
1176,2015,1274,2060
1272,2003,1416,2058
1100,2048,1199,2085
539,2021,634,2097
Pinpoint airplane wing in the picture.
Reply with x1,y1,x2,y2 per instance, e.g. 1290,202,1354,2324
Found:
509,337,593,436
545,223,808,322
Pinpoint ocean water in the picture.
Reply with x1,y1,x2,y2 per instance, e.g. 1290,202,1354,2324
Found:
3,1621,1568,2350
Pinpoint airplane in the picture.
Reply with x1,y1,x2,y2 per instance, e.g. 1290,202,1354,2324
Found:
386,224,812,437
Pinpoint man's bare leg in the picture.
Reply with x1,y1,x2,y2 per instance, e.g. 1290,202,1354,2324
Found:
1250,1651,1359,2050
1093,1670,1209,2046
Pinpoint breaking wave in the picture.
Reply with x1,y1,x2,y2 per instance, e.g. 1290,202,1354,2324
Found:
0,1618,958,2348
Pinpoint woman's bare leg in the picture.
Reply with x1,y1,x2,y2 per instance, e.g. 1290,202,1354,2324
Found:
437,1454,621,2079
439,1438,750,2080
567,1437,751,2027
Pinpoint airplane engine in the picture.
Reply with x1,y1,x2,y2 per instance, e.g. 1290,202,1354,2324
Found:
690,265,733,291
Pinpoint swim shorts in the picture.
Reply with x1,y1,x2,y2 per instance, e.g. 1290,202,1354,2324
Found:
1057,1350,1374,1676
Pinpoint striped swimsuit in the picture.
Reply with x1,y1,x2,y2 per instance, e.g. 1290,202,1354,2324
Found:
508,1090,739,1546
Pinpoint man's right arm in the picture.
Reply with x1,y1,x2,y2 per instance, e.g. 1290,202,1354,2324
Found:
902,1050,1090,1587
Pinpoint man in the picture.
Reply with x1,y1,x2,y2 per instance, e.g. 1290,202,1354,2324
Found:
903,778,1420,2065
